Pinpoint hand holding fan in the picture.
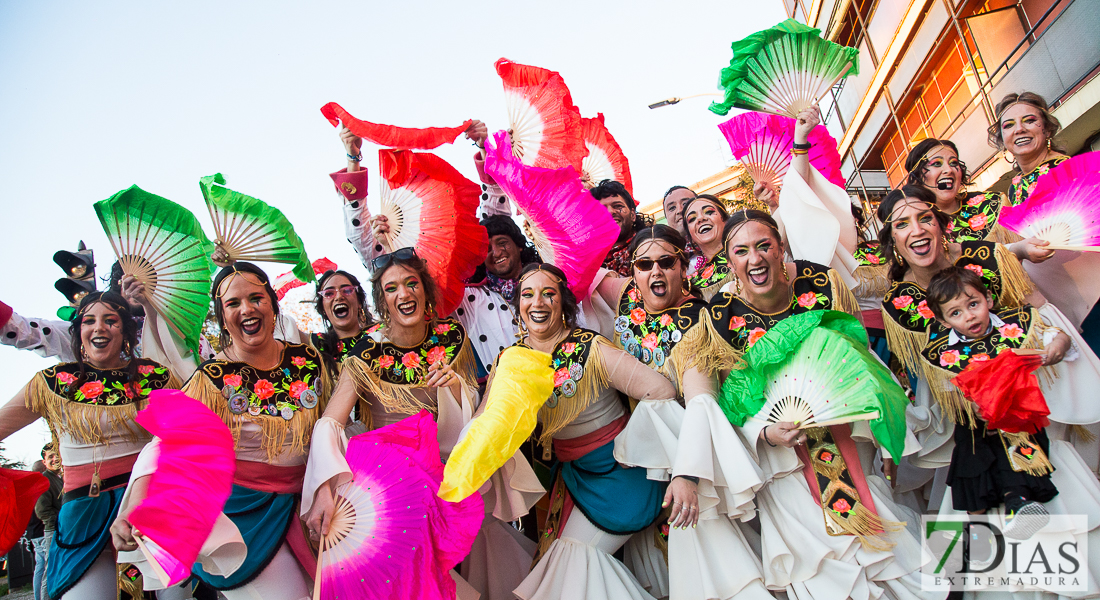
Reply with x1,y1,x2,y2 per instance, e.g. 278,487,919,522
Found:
718,310,908,462
483,130,620,298
320,102,473,150
94,186,216,356
718,111,844,189
495,58,587,172
709,19,860,118
580,113,633,194
376,150,488,317
199,174,315,282
999,151,1100,252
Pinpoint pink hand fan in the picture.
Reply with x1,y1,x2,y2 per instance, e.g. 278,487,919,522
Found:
483,130,620,298
580,113,633,195
314,411,483,600
999,151,1100,252
495,58,587,172
718,111,844,190
128,390,236,587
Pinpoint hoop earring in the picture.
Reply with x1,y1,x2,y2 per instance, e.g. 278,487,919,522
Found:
681,280,691,295
358,308,367,327
1001,149,1016,168
733,274,743,295
892,247,905,266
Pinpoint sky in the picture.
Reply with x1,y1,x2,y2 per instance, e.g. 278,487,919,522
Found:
0,0,786,466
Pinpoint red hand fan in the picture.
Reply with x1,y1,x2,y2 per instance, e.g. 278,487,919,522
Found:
579,113,633,195
999,151,1100,252
321,103,472,150
718,112,844,190
0,467,49,556
495,58,587,172
377,150,488,317
952,350,1049,433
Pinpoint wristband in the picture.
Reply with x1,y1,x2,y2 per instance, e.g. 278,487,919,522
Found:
792,141,812,151
675,475,700,484
347,152,363,162
763,427,778,447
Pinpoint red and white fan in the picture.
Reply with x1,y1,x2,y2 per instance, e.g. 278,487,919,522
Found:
999,151,1100,252
376,150,488,317
495,58,587,173
580,113,633,195
718,111,845,190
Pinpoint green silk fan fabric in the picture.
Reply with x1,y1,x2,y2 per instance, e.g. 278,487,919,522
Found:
709,18,861,117
199,173,314,284
717,310,908,462
94,185,215,358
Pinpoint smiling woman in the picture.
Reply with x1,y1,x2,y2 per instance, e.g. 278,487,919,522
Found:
311,269,374,365
683,195,731,300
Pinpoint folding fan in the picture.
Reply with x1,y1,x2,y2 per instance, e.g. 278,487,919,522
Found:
376,149,488,317
709,19,860,118
320,102,472,150
718,111,845,189
483,130,620,298
199,174,315,282
0,467,49,556
719,310,908,461
129,390,236,587
579,113,633,194
999,151,1100,252
315,411,483,600
495,58,587,172
94,186,216,356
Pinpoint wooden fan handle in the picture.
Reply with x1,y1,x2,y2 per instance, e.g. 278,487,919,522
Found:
312,535,325,600
800,411,880,429
1042,245,1100,253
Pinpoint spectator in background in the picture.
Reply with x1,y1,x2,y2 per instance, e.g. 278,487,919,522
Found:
591,180,651,277
33,445,62,600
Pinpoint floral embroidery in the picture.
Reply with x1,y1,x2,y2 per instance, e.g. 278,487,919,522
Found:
56,372,76,384
921,307,1035,375
224,374,243,388
253,379,276,400
291,356,307,367
434,323,453,335
518,329,600,403
831,498,852,514
202,344,324,419
689,251,731,291
730,315,747,331
972,353,991,362
892,295,913,309
353,317,466,385
615,280,703,367
1008,156,1068,207
746,328,768,348
79,381,105,399
997,323,1024,340
853,241,885,267
379,355,395,369
917,300,935,320
939,349,964,367
45,359,173,407
138,364,156,376
947,192,1002,242
796,291,825,309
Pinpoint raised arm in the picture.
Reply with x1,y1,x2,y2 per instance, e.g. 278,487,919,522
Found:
0,384,42,442
0,301,75,362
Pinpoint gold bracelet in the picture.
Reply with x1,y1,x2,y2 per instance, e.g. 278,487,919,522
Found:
792,149,809,156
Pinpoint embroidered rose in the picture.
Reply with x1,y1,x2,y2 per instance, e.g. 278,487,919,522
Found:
659,314,672,327
627,287,641,302
291,356,307,367
138,364,156,375
819,451,834,463
939,350,962,367
746,328,768,348
433,323,452,334
336,341,345,353
1021,446,1034,457
641,333,659,350
561,342,577,355
379,355,395,369
224,374,243,388
797,292,818,308
426,346,447,365
998,323,1024,340
630,307,647,325
892,295,913,310
401,352,421,370
967,196,983,207
253,379,275,400
554,368,570,387
946,220,956,232
729,315,746,331
964,264,984,278
56,372,76,384
968,213,988,231
80,381,105,399
699,264,714,279
1038,165,1050,175
832,498,852,513
917,300,935,320
867,254,880,265
1012,175,1022,186
124,381,143,399
289,380,308,399
971,354,991,362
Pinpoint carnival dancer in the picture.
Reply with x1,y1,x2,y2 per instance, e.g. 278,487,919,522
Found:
310,269,375,365
592,180,652,277
304,248,541,600
683,195,732,301
714,214,933,600
586,225,771,600
115,262,329,600
0,292,181,599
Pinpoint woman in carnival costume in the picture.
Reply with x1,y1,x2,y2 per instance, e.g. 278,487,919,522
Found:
585,225,771,600
0,291,181,599
310,269,375,366
682,194,733,301
304,248,541,600
114,262,331,600
713,212,934,600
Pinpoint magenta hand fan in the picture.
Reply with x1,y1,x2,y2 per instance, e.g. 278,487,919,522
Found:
999,152,1100,252
718,112,844,190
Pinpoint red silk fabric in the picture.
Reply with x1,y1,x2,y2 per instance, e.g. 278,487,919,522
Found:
953,349,1050,433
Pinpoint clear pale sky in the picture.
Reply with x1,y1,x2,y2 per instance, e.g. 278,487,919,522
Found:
0,1,785,466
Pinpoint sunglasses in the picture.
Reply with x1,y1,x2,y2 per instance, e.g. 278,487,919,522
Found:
371,247,418,272
633,255,678,271
319,285,357,300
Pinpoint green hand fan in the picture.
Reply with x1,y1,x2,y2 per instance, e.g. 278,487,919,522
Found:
709,19,859,118
718,310,908,462
198,174,314,283
94,185,216,357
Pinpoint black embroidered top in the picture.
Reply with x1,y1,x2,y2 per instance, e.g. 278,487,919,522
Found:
197,343,325,420
613,280,706,369
921,306,1036,375
854,241,886,267
1008,155,1068,207
516,328,602,407
689,250,731,294
311,324,377,363
41,359,175,406
348,317,467,386
945,191,1004,242
709,260,838,352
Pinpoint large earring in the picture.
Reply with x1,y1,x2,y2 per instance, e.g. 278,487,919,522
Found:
1047,138,1052,149
681,279,691,295
942,236,950,256
781,262,790,283
124,341,132,357
892,247,905,266
733,274,743,295
358,308,367,327
81,345,88,359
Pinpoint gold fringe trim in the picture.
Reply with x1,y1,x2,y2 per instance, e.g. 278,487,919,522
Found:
182,372,321,462
672,309,740,383
1001,431,1054,476
852,265,891,306
881,310,930,378
994,243,1033,308
991,222,1023,245
822,502,906,553
536,337,614,454
829,268,861,319
1071,425,1097,444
